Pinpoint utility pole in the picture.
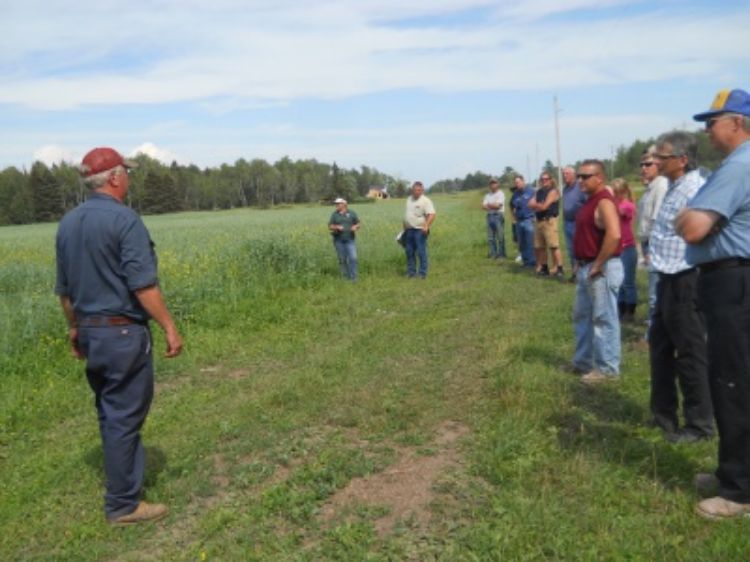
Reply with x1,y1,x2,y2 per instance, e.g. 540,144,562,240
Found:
554,95,563,188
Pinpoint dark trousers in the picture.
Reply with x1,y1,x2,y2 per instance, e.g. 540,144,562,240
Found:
78,323,154,518
649,269,713,436
699,265,750,503
404,228,428,278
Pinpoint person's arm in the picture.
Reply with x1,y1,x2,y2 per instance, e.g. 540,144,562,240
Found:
134,285,183,357
422,213,435,233
328,214,343,233
537,189,560,211
351,216,361,232
675,209,722,244
590,199,621,278
58,295,83,359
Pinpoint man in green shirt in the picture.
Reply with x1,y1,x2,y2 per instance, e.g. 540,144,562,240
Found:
328,198,361,280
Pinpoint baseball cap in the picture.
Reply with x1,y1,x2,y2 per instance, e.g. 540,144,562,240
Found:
693,88,750,122
334,197,347,204
80,147,137,177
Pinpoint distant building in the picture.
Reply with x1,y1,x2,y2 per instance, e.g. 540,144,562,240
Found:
367,186,389,200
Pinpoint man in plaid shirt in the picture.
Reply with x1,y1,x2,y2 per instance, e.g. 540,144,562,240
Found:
648,131,714,443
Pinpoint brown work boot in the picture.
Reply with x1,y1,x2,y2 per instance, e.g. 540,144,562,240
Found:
108,501,168,526
695,496,750,520
580,370,618,385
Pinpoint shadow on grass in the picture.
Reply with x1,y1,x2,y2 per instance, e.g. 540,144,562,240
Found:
550,384,700,490
83,445,168,487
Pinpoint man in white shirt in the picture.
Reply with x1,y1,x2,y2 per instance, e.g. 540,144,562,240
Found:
481,178,506,259
403,181,436,278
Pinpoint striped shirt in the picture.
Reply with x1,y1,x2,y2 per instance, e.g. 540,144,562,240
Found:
649,170,705,274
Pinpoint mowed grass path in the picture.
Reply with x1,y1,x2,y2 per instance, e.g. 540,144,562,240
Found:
0,192,747,560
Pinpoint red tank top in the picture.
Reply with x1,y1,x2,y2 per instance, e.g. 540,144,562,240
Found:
574,189,622,260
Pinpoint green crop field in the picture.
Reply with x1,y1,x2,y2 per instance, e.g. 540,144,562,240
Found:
1,191,747,560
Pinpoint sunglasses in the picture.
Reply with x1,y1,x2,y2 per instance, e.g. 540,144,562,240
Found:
541,177,551,181
639,161,656,168
653,153,679,160
705,114,735,130
576,173,595,180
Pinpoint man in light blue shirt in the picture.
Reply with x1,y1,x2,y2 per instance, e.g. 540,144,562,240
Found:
676,88,750,520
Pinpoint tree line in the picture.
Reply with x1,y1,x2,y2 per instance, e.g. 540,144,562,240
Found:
0,129,723,226
0,155,408,226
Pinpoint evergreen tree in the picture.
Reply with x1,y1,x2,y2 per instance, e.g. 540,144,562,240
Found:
29,162,63,223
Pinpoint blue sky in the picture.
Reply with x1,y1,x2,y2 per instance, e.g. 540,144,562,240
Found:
1,0,748,185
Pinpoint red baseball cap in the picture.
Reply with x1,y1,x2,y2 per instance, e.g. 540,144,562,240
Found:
80,147,137,177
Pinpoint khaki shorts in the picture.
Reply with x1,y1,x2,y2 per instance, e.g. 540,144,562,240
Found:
534,217,560,249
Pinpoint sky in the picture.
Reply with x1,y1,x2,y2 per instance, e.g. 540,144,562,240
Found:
1,0,748,185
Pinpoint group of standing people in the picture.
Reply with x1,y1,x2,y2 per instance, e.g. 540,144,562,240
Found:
567,88,750,520
55,88,750,526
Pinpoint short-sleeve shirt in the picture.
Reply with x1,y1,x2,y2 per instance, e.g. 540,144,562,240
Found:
686,140,750,265
510,186,536,221
649,170,704,274
55,192,158,321
405,194,435,228
636,176,668,241
618,199,637,249
562,181,587,222
482,190,505,214
329,209,360,242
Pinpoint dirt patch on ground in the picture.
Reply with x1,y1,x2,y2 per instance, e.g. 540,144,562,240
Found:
319,420,470,536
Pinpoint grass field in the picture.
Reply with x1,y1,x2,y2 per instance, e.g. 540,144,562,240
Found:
1,191,748,560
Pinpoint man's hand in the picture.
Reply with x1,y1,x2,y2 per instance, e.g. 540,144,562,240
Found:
164,328,183,358
68,327,84,359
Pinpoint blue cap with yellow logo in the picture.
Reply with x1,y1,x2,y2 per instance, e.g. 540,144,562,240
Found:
693,89,750,122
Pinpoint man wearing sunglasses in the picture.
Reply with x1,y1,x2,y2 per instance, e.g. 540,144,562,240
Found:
571,160,623,384
675,88,750,520
636,148,668,337
647,132,713,447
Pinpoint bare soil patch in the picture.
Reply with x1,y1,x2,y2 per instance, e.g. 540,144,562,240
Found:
319,420,470,535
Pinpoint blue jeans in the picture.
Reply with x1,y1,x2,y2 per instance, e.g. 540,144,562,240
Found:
618,245,638,305
517,219,535,266
78,323,154,519
404,228,428,277
573,258,624,375
564,220,576,268
486,214,506,257
333,239,358,280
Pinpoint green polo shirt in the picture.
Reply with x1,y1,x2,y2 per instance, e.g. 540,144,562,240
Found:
329,209,360,242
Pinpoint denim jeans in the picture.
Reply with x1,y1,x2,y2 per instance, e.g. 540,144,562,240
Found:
517,219,536,266
333,239,358,280
486,214,506,257
573,258,624,375
404,228,428,277
564,220,576,268
618,245,638,305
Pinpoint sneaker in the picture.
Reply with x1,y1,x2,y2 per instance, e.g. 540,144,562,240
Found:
580,370,617,385
515,255,523,264
694,473,719,498
561,362,588,375
695,496,750,520
108,501,169,526
552,267,565,279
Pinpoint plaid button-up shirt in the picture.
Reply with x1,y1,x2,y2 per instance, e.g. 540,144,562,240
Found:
649,169,705,274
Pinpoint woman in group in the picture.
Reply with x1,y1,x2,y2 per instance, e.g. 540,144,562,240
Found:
612,178,637,321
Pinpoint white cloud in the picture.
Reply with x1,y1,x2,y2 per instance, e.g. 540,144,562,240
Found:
32,145,75,166
1,2,747,110
131,142,179,164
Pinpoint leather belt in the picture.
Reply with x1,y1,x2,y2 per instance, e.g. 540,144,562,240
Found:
78,315,142,327
699,258,750,274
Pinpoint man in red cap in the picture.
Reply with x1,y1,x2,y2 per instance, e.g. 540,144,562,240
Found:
55,147,183,525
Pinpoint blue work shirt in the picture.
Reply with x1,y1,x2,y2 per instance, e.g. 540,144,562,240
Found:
511,185,536,221
562,181,586,222
686,140,750,264
55,192,158,321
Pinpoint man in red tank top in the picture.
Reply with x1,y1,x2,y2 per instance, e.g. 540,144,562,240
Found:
571,160,624,384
